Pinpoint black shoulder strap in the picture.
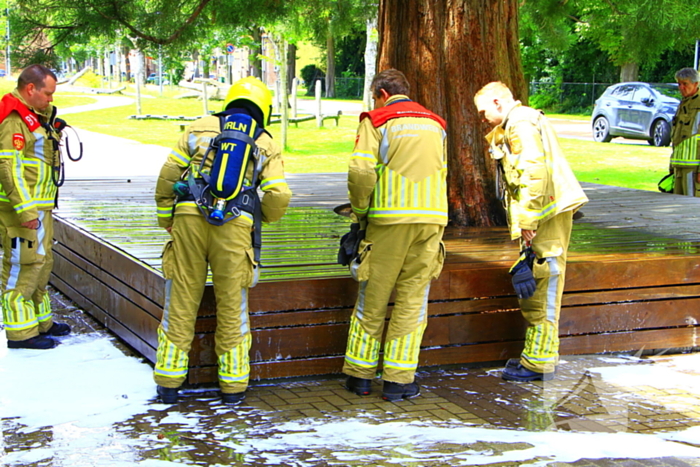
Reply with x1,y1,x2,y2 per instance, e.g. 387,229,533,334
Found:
187,115,266,265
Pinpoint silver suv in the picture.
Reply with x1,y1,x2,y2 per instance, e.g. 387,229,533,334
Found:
591,82,680,146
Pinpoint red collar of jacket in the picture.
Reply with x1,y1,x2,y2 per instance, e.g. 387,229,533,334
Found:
0,93,41,131
360,99,447,130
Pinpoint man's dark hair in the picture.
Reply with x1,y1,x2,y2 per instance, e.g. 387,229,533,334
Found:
371,68,410,98
18,64,57,91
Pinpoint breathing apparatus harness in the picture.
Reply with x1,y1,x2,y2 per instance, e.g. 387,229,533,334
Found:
46,106,84,188
174,110,266,263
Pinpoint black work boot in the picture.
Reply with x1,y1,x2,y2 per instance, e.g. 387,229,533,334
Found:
221,391,246,406
7,335,57,350
502,363,554,382
157,385,179,404
344,376,372,396
41,322,71,337
382,381,420,401
505,358,520,369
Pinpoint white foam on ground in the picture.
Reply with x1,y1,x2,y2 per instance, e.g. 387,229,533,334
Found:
0,334,155,430
229,418,700,465
590,353,700,392
2,334,700,465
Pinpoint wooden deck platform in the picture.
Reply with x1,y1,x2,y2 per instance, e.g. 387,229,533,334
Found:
51,174,700,383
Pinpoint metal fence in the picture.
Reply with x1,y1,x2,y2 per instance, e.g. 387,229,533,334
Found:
330,80,616,107
528,82,614,113
328,80,619,108
334,77,364,99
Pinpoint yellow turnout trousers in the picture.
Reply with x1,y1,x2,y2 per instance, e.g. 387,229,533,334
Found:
153,214,256,394
343,223,444,384
0,210,55,341
519,211,573,373
673,167,700,197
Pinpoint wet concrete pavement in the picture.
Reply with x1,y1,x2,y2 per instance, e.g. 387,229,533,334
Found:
4,292,700,466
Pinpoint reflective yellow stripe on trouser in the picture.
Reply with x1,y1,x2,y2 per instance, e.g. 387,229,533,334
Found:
343,223,443,385
153,213,255,393
519,211,572,373
218,332,252,387
155,325,189,380
0,210,55,341
345,312,381,369
671,135,700,167
383,320,428,376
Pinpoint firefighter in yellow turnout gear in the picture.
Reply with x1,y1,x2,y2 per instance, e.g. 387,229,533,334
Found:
475,82,587,382
153,77,291,404
342,69,448,401
0,65,71,350
670,67,700,196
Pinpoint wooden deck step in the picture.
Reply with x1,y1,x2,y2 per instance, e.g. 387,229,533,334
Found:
51,174,700,383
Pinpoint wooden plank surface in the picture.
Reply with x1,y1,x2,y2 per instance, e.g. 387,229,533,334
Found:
50,174,700,382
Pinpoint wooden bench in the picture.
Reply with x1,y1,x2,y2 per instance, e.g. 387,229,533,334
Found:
269,111,343,127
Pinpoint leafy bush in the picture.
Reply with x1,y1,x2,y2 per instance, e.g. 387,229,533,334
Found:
529,82,597,115
300,64,325,96
529,91,560,112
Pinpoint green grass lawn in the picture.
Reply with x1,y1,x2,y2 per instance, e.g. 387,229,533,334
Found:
562,138,668,191
0,83,670,190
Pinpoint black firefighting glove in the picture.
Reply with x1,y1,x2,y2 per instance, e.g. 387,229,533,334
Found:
337,222,365,266
509,247,537,299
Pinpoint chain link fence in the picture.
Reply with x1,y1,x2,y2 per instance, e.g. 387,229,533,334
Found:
330,80,616,108
529,82,614,114
329,80,620,109
334,77,364,99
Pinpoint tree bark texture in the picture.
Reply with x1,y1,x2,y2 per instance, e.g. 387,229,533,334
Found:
287,43,297,94
325,23,336,98
620,62,639,82
377,0,526,226
249,27,263,79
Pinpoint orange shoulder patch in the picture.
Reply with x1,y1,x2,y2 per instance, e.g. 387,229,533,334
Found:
12,133,25,151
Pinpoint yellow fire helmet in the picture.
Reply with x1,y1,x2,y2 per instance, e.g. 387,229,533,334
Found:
223,76,273,126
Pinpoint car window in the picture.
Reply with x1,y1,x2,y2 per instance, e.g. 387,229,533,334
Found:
610,85,635,100
651,84,681,101
633,86,654,103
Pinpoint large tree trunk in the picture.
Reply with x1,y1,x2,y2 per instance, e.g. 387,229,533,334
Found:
325,21,336,98
378,0,526,227
620,62,639,82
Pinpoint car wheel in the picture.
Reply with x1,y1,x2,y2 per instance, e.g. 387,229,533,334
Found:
649,119,671,147
592,116,612,143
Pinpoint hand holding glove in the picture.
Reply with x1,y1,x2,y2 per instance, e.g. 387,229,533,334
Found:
337,223,365,266
509,247,537,299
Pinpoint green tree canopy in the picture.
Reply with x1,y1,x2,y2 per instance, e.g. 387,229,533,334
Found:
9,0,288,66
521,0,700,82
